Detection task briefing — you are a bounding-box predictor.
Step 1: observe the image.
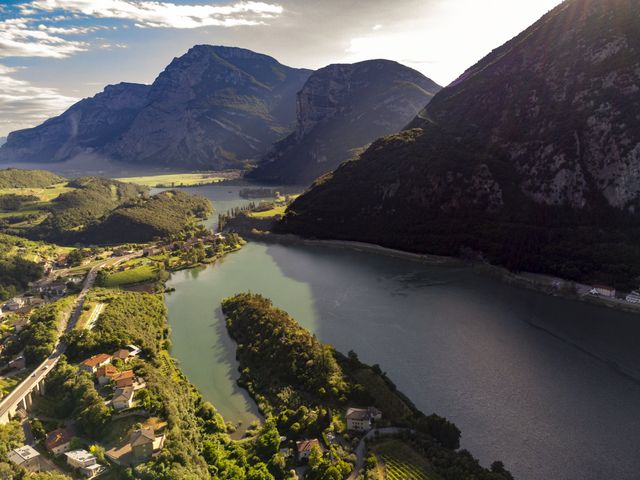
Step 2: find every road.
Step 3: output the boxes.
[0,252,140,423]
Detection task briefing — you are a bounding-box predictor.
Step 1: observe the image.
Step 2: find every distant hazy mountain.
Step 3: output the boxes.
[281,0,640,287]
[0,137,6,146]
[0,46,311,169]
[248,60,441,185]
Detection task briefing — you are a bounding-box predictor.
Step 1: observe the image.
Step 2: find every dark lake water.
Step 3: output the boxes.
[164,185,640,480]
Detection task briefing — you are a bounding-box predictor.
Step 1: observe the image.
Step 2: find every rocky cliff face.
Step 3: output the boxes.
[281,0,640,287]
[0,46,311,169]
[249,60,440,185]
[0,83,149,164]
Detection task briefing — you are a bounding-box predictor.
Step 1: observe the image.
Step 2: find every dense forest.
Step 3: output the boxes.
[36,176,147,240]
[279,130,640,290]
[84,190,213,243]
[0,255,43,301]
[0,194,38,211]
[222,293,514,480]
[64,290,168,360]
[0,298,69,366]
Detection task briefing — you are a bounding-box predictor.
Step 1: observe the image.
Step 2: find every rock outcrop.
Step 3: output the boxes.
[0,46,311,169]
[249,60,440,185]
[280,0,640,287]
[0,83,149,164]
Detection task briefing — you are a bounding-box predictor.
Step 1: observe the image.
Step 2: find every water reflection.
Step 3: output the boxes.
[163,185,640,480]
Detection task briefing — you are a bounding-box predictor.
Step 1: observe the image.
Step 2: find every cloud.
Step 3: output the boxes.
[27,0,284,28]
[0,17,88,58]
[0,64,78,136]
[0,1,282,59]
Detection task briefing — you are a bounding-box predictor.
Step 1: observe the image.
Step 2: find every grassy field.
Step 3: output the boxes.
[0,182,73,202]
[101,263,160,287]
[0,182,72,230]
[0,233,71,262]
[371,439,431,480]
[248,204,287,218]
[116,173,228,188]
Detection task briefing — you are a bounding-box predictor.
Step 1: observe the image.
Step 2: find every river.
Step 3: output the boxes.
[164,184,640,480]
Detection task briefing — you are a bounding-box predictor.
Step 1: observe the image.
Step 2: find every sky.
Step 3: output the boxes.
[0,0,565,137]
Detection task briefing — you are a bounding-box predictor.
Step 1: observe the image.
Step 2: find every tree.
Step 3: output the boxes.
[0,421,24,458]
[416,414,461,449]
[268,452,287,478]
[30,418,46,441]
[70,437,84,450]
[320,466,342,480]
[308,444,324,470]
[67,249,85,267]
[255,418,281,460]
[89,444,105,462]
[491,461,514,480]
[247,463,275,480]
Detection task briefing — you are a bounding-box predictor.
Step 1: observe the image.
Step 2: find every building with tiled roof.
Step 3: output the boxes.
[45,427,74,455]
[113,387,134,410]
[96,364,119,385]
[80,353,112,373]
[112,349,130,363]
[296,439,320,460]
[131,428,155,461]
[113,370,135,388]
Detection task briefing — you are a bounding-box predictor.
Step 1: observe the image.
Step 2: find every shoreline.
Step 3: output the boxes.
[242,230,640,315]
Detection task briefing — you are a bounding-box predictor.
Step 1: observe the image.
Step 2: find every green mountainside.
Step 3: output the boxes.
[0,170,212,245]
[280,0,640,288]
[85,190,212,243]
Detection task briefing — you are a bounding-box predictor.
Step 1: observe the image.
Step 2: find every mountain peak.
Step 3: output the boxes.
[280,0,640,286]
[0,46,312,168]
[249,59,441,185]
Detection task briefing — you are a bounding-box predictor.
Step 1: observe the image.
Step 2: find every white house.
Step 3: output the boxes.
[346,407,382,432]
[126,344,142,357]
[8,445,41,472]
[65,449,104,478]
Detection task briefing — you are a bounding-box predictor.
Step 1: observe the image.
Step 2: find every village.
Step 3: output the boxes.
[0,230,240,381]
[7,354,387,480]
[0,228,247,478]
[6,345,167,478]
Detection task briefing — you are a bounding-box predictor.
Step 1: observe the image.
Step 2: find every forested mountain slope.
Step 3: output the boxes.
[280,0,640,287]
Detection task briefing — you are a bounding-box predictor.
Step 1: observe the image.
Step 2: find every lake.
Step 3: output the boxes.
[165,184,640,480]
